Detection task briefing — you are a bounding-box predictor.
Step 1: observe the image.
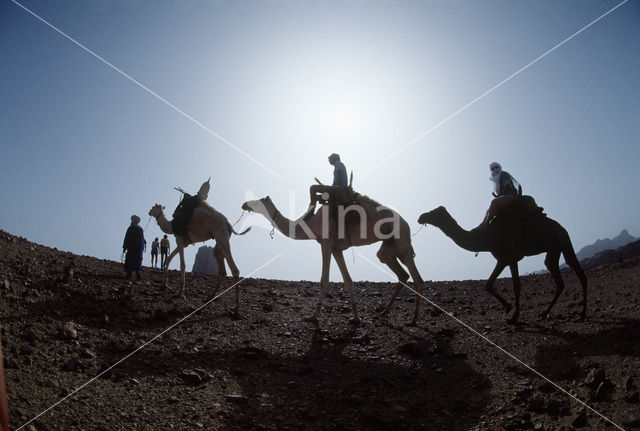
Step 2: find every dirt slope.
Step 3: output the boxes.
[1,229,639,430]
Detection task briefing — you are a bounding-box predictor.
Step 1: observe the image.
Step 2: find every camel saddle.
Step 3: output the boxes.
[171,193,199,237]
[318,186,362,224]
[498,195,545,223]
[495,195,545,258]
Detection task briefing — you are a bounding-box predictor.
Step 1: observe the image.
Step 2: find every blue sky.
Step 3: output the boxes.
[1,0,639,283]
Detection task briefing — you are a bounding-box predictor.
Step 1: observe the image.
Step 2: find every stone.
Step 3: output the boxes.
[584,368,605,388]
[226,393,248,404]
[62,322,78,339]
[622,415,640,427]
[179,369,202,386]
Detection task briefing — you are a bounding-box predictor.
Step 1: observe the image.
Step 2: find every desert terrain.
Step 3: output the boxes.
[1,229,639,430]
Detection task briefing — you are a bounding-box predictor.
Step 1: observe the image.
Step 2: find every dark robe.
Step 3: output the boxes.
[123,224,145,272]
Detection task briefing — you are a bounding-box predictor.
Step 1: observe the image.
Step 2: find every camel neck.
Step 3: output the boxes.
[435,211,491,253]
[263,202,314,240]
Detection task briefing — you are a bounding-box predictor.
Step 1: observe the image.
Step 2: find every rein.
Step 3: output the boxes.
[268,208,281,239]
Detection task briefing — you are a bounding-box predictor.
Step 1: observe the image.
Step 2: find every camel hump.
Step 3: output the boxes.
[501,195,545,220]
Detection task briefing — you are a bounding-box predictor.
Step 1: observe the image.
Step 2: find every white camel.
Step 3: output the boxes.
[149,183,249,313]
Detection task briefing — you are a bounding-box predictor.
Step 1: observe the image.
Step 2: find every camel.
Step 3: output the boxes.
[417,205,587,324]
[148,202,250,313]
[241,195,426,325]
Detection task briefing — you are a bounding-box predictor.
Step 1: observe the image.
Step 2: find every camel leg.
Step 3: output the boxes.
[485,261,511,314]
[210,243,227,299]
[563,248,588,320]
[213,236,241,316]
[398,255,425,326]
[163,247,181,288]
[377,246,409,319]
[507,263,521,325]
[179,249,187,299]
[332,250,360,325]
[539,250,565,319]
[305,243,332,324]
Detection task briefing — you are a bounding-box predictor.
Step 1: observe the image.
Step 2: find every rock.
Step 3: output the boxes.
[593,379,614,400]
[179,369,202,386]
[527,396,545,412]
[622,415,640,427]
[226,393,248,404]
[168,395,180,404]
[62,358,82,372]
[81,348,96,359]
[1,279,9,290]
[20,344,36,355]
[584,368,606,388]
[625,391,640,403]
[62,322,78,339]
[571,411,587,427]
[625,376,636,391]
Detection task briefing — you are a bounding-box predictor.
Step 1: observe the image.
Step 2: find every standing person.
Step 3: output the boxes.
[150,237,159,268]
[304,153,348,221]
[160,234,170,269]
[123,215,146,280]
[479,162,521,229]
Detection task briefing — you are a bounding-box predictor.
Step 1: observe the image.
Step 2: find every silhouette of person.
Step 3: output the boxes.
[479,162,521,229]
[160,234,170,269]
[150,237,159,268]
[123,215,146,279]
[304,153,348,221]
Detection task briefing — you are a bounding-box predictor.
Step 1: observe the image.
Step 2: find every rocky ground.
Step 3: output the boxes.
[1,229,639,431]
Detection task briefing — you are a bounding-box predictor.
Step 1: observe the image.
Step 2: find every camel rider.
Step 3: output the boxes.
[479,162,521,229]
[304,153,348,221]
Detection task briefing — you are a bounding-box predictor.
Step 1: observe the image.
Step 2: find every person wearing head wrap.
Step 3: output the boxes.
[304,153,348,221]
[123,214,146,279]
[479,162,521,229]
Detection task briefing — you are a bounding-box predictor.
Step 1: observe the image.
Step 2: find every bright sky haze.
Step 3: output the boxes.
[1,0,639,284]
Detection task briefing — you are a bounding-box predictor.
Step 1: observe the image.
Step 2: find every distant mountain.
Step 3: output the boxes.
[577,239,640,270]
[575,229,638,262]
[529,229,639,275]
[192,245,218,274]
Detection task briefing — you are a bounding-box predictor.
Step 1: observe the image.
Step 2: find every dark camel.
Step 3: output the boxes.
[417,206,587,324]
[242,195,426,325]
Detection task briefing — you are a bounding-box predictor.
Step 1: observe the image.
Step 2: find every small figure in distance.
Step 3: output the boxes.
[151,237,159,268]
[304,153,348,221]
[160,234,170,269]
[123,215,146,280]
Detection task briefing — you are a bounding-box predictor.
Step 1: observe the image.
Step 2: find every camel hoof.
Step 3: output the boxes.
[230,309,241,320]
[506,317,519,325]
[504,304,513,314]
[349,317,361,326]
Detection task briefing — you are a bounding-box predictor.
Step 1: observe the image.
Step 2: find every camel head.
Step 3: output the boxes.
[241,196,272,214]
[149,204,165,218]
[417,206,448,226]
